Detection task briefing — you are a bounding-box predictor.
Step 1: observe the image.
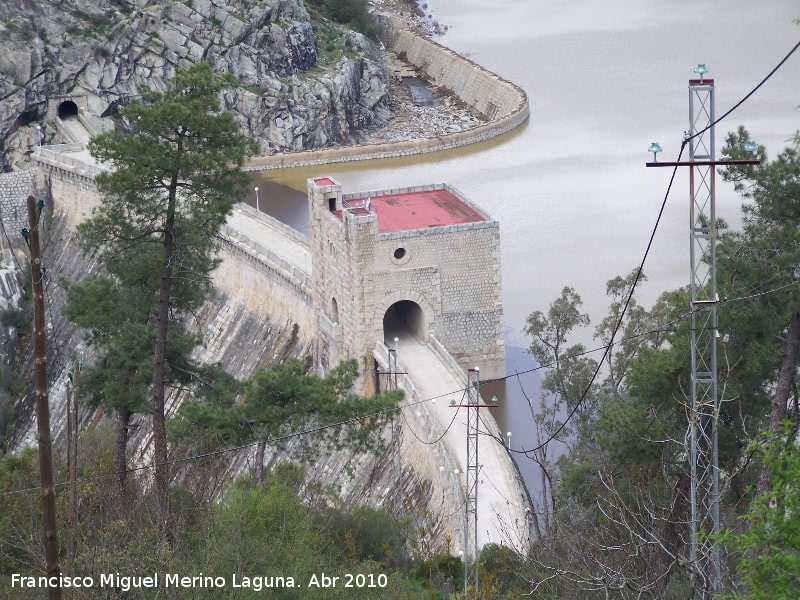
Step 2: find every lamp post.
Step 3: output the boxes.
[237,208,242,235]
[506,431,512,450]
[254,186,259,212]
[36,124,42,147]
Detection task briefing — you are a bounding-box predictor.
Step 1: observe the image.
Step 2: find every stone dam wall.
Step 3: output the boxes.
[0,155,475,550]
[245,17,529,171]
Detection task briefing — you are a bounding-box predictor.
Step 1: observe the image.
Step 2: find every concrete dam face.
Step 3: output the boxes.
[2,16,534,547]
[2,152,532,553]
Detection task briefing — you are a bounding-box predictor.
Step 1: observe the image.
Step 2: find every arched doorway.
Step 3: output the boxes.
[57,101,78,119]
[383,300,424,344]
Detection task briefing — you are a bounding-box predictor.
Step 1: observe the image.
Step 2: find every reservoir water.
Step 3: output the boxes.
[249,1,800,496]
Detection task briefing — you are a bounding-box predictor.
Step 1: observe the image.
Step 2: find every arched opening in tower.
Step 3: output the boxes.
[383,300,424,344]
[57,101,79,119]
[330,297,339,324]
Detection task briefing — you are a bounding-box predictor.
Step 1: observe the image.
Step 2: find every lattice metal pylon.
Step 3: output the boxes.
[464,368,480,595]
[688,74,721,596]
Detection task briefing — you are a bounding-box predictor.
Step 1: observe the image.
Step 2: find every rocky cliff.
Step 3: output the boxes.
[0,0,390,170]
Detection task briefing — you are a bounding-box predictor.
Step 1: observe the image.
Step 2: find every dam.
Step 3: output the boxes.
[0,142,532,555]
[0,10,535,558]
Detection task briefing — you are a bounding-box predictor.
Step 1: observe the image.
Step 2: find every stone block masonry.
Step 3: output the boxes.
[308,176,505,394]
[8,148,528,554]
[0,170,48,253]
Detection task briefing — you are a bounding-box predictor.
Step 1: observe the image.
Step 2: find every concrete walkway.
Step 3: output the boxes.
[44,143,312,277]
[59,116,92,145]
[394,331,530,550]
[225,208,312,275]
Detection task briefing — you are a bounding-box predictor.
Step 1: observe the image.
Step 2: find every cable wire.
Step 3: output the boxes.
[9,270,794,500]
[506,143,686,457]
[495,37,800,457]
[3,269,797,499]
[6,40,799,496]
[400,387,465,445]
[687,38,800,143]
[0,379,468,497]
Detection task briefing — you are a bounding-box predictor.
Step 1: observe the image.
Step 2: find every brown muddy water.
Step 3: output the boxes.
[245,0,800,498]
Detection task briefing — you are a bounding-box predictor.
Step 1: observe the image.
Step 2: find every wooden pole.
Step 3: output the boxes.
[26,195,62,600]
[66,358,80,575]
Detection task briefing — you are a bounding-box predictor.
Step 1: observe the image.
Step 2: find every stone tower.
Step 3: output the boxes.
[307,176,505,394]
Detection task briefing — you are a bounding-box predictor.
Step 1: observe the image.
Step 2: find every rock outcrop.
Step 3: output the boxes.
[0,0,390,170]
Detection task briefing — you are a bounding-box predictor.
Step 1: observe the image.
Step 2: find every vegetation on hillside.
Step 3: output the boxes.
[511,128,800,598]
[73,62,257,540]
[306,0,383,40]
[0,433,530,599]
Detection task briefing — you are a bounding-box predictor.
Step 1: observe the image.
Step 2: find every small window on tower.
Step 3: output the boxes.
[328,197,336,211]
[391,247,410,265]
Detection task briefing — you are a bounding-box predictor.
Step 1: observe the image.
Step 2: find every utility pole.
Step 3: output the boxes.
[646,66,758,596]
[686,69,722,595]
[465,367,479,596]
[66,358,80,575]
[23,195,62,600]
[450,367,498,598]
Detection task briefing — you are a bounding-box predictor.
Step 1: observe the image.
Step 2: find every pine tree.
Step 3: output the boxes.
[78,62,257,539]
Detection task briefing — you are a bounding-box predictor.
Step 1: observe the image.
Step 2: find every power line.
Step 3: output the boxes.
[5,36,798,496]
[7,271,793,500]
[504,136,681,456]
[5,268,794,500]
[0,382,462,497]
[495,39,800,458]
[687,38,800,144]
[400,387,465,445]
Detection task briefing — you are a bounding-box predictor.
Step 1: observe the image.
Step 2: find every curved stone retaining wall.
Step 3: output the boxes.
[245,17,528,171]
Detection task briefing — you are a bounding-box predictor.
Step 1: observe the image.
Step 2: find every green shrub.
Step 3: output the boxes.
[322,505,408,568]
[308,0,383,40]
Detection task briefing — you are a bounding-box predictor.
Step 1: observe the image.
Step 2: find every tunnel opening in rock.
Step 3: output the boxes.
[57,101,78,119]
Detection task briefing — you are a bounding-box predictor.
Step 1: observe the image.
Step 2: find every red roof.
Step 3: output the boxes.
[366,189,485,232]
[314,177,337,187]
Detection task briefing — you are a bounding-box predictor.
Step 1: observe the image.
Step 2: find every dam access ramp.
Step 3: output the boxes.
[375,332,532,552]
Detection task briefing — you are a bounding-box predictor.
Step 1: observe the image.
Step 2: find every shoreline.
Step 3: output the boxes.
[245,14,529,171]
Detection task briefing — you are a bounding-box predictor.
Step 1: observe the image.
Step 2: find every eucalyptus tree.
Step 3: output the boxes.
[717,127,800,494]
[77,62,257,538]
